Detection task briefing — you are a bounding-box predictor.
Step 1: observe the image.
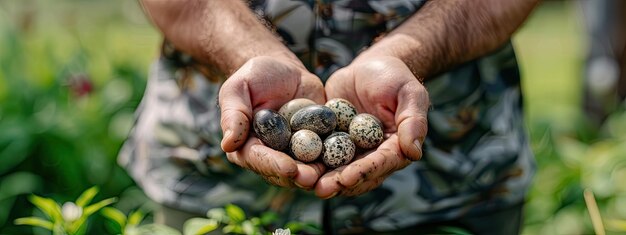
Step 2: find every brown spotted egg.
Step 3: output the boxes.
[290,105,337,136]
[279,98,316,122]
[322,132,355,168]
[290,130,323,162]
[325,98,357,132]
[253,109,291,151]
[349,113,384,149]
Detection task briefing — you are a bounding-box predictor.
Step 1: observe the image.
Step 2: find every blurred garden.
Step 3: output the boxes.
[1,0,625,234]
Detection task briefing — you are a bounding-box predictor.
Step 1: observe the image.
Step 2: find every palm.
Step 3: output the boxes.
[219,56,326,189]
[317,56,430,197]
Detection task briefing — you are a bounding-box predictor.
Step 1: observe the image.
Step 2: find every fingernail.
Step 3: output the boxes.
[413,139,423,158]
[294,181,307,189]
[321,191,338,200]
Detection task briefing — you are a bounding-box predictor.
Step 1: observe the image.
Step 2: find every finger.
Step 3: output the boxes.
[396,81,429,161]
[295,73,326,104]
[314,168,344,199]
[340,177,385,197]
[219,76,253,152]
[325,69,362,109]
[338,135,411,188]
[226,137,298,179]
[293,161,326,190]
[262,175,295,188]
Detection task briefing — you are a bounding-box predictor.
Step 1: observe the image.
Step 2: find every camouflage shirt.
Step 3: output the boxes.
[119,0,535,232]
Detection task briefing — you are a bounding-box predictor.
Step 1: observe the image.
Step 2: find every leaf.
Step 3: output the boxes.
[0,198,16,226]
[127,210,145,227]
[0,171,42,201]
[100,207,127,228]
[249,217,260,226]
[29,195,62,222]
[130,224,182,235]
[241,220,256,235]
[284,222,301,233]
[75,186,99,208]
[14,217,54,230]
[206,208,226,222]
[0,129,32,175]
[83,197,117,217]
[222,224,243,234]
[183,218,219,235]
[439,226,473,235]
[225,204,246,223]
[259,212,278,226]
[285,222,322,234]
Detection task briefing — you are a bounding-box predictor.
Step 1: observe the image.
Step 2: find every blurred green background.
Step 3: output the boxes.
[1,0,625,234]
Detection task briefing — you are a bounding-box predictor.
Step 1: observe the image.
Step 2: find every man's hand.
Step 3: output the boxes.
[218,56,326,189]
[316,56,429,198]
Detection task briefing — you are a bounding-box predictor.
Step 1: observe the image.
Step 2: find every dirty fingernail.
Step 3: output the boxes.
[321,191,338,200]
[294,181,308,189]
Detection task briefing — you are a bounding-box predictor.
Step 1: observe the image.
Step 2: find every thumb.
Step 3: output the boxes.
[396,81,429,161]
[219,77,252,152]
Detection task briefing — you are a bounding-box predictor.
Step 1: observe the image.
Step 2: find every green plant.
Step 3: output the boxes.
[14,186,116,235]
[100,207,180,235]
[180,204,320,235]
[15,185,319,235]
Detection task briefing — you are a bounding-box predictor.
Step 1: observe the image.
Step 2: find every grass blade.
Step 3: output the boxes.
[584,188,605,235]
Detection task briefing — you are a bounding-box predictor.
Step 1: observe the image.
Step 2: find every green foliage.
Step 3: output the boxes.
[1,0,626,234]
[18,189,307,235]
[101,207,182,235]
[15,186,117,235]
[194,204,318,235]
[0,0,156,233]
[514,2,626,234]
[183,218,219,235]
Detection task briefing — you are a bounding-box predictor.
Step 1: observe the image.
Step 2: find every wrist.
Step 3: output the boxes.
[359,35,426,79]
[356,35,427,81]
[211,41,304,76]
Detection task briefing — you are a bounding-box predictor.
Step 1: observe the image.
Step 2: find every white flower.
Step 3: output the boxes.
[273,228,291,235]
[61,202,83,222]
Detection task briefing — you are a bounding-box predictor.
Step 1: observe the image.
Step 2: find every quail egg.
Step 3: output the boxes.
[279,98,316,122]
[290,129,323,162]
[322,132,355,168]
[290,105,337,136]
[253,109,291,151]
[349,113,384,149]
[325,98,357,132]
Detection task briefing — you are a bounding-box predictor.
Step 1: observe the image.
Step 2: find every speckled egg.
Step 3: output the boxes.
[322,132,355,168]
[326,131,350,139]
[290,105,337,136]
[325,98,357,132]
[253,109,291,151]
[290,130,323,162]
[349,113,384,149]
[279,98,316,122]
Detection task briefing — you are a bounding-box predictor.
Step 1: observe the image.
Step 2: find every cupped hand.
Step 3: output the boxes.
[218,56,326,189]
[316,56,430,198]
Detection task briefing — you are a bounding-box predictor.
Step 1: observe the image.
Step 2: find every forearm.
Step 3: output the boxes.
[360,0,539,80]
[141,0,300,75]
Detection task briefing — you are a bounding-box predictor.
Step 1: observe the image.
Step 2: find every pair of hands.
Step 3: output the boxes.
[218,55,429,199]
